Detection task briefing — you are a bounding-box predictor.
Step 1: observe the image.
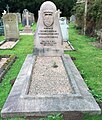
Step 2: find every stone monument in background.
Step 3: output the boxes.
[22,9,34,26]
[3,13,19,40]
[0,13,19,49]
[21,9,33,34]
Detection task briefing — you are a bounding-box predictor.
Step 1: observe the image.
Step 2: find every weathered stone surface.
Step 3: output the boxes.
[1,54,101,118]
[3,13,19,40]
[34,1,63,56]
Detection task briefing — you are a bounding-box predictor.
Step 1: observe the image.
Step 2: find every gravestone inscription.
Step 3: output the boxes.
[34,1,63,56]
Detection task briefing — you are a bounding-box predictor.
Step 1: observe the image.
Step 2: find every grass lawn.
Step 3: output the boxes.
[67,24,102,102]
[0,36,4,42]
[0,23,102,120]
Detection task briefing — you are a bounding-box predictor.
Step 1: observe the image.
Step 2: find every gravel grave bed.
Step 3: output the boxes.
[0,41,16,49]
[29,57,72,95]
[0,58,9,68]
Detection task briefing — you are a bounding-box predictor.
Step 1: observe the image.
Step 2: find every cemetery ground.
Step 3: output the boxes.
[0,23,102,120]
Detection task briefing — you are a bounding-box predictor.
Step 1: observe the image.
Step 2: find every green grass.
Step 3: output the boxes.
[67,24,102,102]
[0,36,4,42]
[18,23,24,31]
[0,35,33,120]
[0,23,102,120]
[31,23,37,32]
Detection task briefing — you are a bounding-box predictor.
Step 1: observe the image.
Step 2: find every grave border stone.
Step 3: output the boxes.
[1,54,101,118]
[0,55,17,82]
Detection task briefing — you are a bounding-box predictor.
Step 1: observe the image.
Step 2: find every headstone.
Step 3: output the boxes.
[22,11,33,34]
[59,17,69,42]
[3,13,19,40]
[22,9,29,26]
[0,19,4,35]
[34,1,63,56]
[22,9,34,26]
[16,13,21,23]
[70,15,76,23]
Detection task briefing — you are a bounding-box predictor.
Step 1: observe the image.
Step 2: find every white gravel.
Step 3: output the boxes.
[29,57,72,95]
[0,58,9,68]
[0,41,15,49]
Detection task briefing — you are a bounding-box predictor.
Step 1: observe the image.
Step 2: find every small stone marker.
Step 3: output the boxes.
[34,1,63,56]
[70,15,76,23]
[3,13,19,40]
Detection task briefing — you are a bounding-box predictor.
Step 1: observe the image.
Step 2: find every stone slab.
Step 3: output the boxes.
[0,55,16,82]
[1,54,101,118]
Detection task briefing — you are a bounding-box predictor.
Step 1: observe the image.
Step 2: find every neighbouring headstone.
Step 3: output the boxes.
[22,11,33,34]
[22,9,29,26]
[22,9,34,26]
[3,13,19,40]
[59,17,69,41]
[34,1,63,56]
[16,13,21,23]
[70,15,76,23]
[0,19,4,35]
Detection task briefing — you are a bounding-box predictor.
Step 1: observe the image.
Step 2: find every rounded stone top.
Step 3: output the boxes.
[40,1,57,12]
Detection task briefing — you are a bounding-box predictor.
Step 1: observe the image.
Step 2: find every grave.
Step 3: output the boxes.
[0,13,19,49]
[0,55,16,82]
[59,17,75,51]
[0,19,4,35]
[1,1,101,120]
[20,9,33,35]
